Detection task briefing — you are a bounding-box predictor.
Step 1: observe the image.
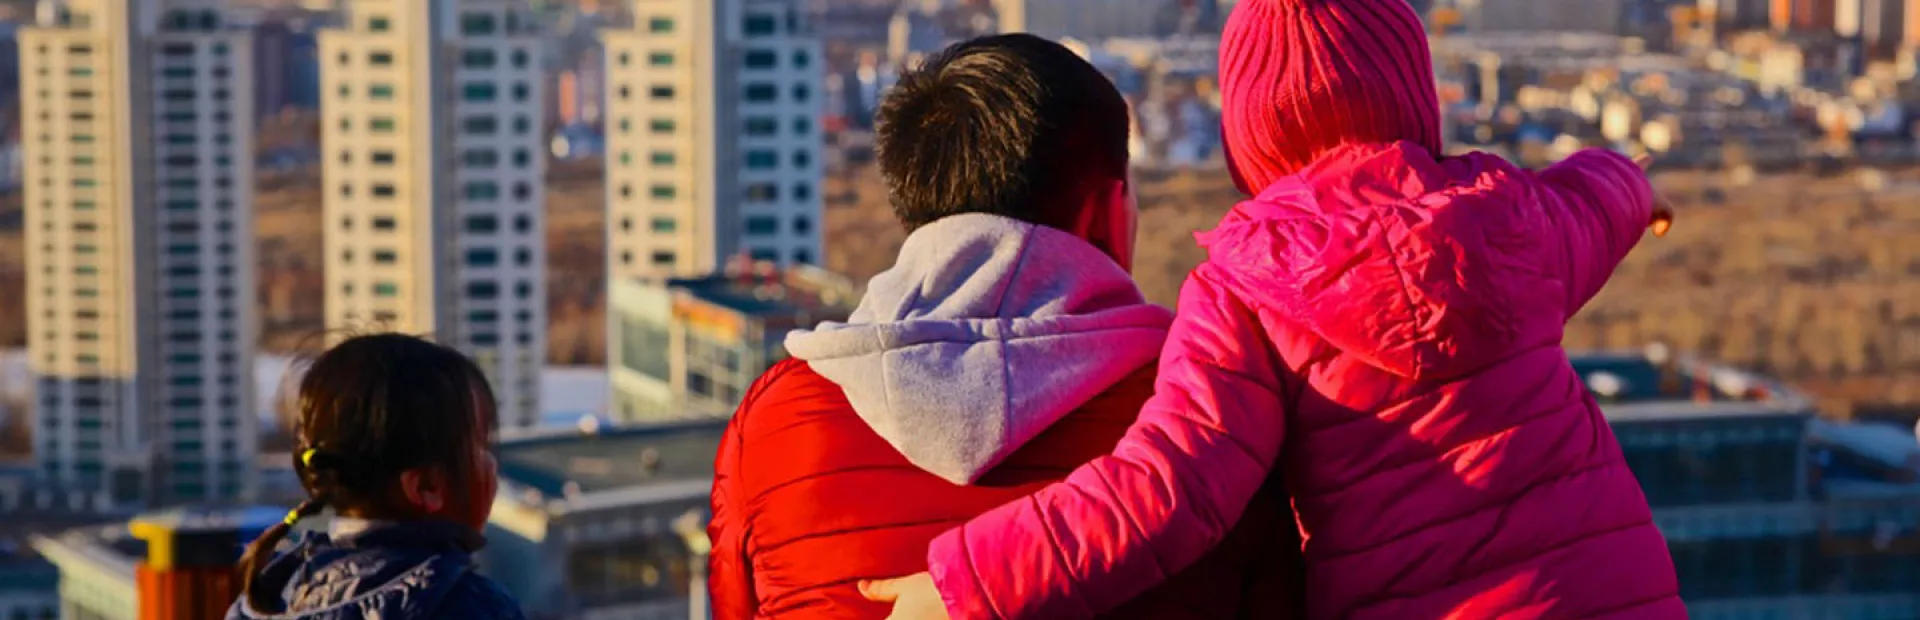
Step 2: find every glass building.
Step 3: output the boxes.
[1579,350,1920,619]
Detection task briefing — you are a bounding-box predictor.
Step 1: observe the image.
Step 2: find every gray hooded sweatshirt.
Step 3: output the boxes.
[785,213,1173,485]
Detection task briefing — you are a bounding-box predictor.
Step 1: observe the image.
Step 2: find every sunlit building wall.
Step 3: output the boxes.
[23,0,259,507]
[321,0,548,427]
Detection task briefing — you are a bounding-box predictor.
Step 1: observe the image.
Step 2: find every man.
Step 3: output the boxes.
[706,34,1301,619]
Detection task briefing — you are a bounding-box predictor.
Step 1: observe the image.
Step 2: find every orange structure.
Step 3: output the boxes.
[130,511,251,620]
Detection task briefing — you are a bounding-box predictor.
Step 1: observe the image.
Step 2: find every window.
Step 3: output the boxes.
[515,281,533,299]
[513,116,532,134]
[745,117,777,136]
[512,50,530,67]
[793,83,811,101]
[514,215,533,233]
[463,83,497,102]
[466,182,500,200]
[744,14,778,35]
[369,51,394,66]
[514,149,534,167]
[745,216,778,236]
[464,116,498,134]
[512,83,530,101]
[793,150,813,168]
[745,83,777,102]
[463,49,496,67]
[794,50,811,68]
[650,151,676,167]
[794,216,814,235]
[513,183,532,200]
[649,17,674,33]
[471,310,500,323]
[464,150,499,168]
[749,248,779,262]
[466,215,499,233]
[468,282,500,299]
[794,116,813,135]
[372,184,397,199]
[369,84,395,100]
[651,217,678,233]
[462,13,497,35]
[374,282,399,298]
[746,183,778,202]
[794,183,814,201]
[371,216,397,231]
[372,249,398,264]
[795,249,815,265]
[649,119,676,134]
[371,117,397,133]
[372,151,396,166]
[369,16,391,32]
[744,50,777,69]
[649,85,675,101]
[746,150,778,169]
[651,185,677,200]
[649,51,674,67]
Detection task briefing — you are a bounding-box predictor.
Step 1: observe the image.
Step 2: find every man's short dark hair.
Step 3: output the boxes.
[876,33,1131,232]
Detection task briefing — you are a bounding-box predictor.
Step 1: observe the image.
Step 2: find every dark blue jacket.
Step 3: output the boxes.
[226,520,526,620]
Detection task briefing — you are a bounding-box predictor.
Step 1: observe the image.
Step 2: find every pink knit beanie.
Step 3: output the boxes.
[1220,0,1444,193]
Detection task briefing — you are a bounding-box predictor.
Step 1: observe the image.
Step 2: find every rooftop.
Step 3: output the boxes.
[494,420,725,500]
[1572,348,1814,422]
[667,261,858,319]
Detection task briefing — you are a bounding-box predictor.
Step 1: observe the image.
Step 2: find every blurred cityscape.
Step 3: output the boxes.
[0,0,1915,618]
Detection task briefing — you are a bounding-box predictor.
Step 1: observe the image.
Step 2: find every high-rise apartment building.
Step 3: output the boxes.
[22,0,258,507]
[321,0,548,428]
[602,0,824,284]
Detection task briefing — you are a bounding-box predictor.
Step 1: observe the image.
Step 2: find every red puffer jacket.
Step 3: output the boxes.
[708,360,1300,620]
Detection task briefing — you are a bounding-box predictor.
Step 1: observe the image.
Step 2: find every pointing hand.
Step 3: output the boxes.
[1633,154,1675,238]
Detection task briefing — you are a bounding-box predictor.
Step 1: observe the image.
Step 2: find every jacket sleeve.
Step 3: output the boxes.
[709,363,794,620]
[1530,147,1657,316]
[924,269,1290,619]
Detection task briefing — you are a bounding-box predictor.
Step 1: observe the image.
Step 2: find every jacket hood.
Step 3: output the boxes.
[1197,141,1566,382]
[228,520,487,620]
[785,213,1172,485]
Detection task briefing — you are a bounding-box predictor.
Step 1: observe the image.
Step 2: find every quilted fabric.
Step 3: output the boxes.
[924,142,1685,620]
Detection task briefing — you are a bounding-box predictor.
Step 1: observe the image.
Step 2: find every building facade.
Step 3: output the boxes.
[22,0,259,507]
[1577,351,1920,618]
[321,0,547,427]
[601,0,824,284]
[607,261,853,424]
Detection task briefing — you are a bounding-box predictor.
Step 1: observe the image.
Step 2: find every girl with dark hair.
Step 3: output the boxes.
[226,333,525,620]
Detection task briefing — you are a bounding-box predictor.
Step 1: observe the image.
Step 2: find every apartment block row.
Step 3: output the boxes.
[20,0,823,509]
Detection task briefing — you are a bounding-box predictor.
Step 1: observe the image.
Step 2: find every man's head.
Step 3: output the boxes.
[877,34,1137,268]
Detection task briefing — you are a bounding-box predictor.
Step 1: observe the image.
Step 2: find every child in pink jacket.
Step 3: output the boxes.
[860,1,1685,618]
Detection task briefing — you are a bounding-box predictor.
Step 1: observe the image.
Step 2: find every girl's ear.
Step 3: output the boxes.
[398,467,450,515]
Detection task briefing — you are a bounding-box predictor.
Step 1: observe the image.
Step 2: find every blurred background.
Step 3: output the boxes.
[2,0,1920,619]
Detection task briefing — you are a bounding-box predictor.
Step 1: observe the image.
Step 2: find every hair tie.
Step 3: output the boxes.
[300,448,318,468]
[282,509,303,526]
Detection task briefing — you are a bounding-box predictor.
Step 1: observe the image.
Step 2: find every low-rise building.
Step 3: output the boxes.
[29,506,282,620]
[487,421,726,620]
[607,261,856,424]
[1577,347,1920,618]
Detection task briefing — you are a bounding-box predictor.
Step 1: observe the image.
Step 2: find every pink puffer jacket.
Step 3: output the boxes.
[926,142,1685,620]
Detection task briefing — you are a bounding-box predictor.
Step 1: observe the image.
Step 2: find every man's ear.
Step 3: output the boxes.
[398,467,449,514]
